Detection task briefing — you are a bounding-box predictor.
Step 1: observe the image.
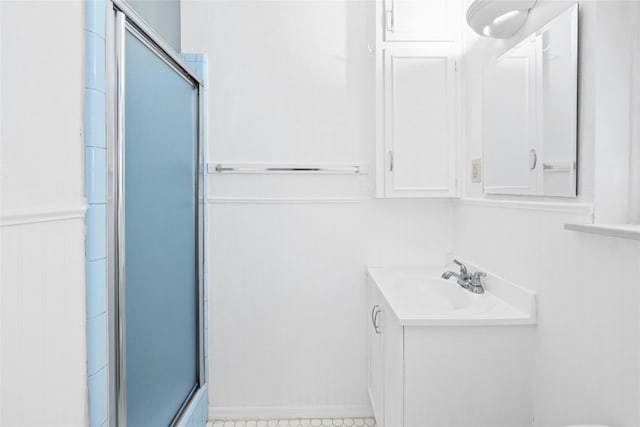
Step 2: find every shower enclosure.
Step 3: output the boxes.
[107,2,205,426]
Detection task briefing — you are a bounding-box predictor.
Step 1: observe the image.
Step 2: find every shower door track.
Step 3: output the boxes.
[106,1,206,426]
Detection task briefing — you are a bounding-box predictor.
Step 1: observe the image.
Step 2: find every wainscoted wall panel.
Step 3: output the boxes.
[1,220,87,426]
[207,174,372,202]
[207,200,451,417]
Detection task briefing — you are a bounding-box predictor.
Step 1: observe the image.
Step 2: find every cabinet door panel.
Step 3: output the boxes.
[382,301,403,427]
[384,47,456,197]
[367,280,384,425]
[403,327,534,427]
[384,0,459,42]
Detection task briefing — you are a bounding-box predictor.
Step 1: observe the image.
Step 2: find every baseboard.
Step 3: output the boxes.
[209,405,373,420]
[367,389,378,421]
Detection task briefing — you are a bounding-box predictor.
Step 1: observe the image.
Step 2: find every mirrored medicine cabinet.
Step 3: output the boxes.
[483,4,579,197]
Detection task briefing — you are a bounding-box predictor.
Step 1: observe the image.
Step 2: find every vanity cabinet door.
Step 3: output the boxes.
[383,0,461,42]
[383,46,458,198]
[367,281,384,425]
[382,300,404,427]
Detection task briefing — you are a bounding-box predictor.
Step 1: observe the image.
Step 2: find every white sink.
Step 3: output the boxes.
[367,265,536,326]
[397,277,474,312]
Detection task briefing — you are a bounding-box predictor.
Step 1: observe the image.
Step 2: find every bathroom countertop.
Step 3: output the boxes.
[367,266,537,326]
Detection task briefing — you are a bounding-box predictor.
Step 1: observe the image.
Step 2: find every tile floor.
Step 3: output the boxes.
[208,419,376,427]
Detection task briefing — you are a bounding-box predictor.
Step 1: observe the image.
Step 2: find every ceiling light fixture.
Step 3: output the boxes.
[467,0,537,39]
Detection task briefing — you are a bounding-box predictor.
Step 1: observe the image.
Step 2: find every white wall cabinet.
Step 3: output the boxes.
[383,0,460,42]
[383,46,458,197]
[375,0,461,198]
[367,278,534,427]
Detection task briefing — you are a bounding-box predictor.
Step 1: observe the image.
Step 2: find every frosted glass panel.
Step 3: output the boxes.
[124,30,198,427]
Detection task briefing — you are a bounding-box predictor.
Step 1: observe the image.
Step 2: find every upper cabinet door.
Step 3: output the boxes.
[384,46,457,198]
[384,0,460,42]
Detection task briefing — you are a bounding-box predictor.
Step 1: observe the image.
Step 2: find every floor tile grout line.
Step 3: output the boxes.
[207,418,376,427]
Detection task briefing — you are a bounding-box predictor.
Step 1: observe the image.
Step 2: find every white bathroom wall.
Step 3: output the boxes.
[458,1,640,425]
[592,0,636,223]
[453,204,640,427]
[0,1,88,426]
[181,0,452,418]
[181,0,374,167]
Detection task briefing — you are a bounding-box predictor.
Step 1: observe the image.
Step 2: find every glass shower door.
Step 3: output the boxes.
[122,26,200,427]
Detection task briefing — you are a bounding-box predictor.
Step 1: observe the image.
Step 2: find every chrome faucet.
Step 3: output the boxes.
[441,259,486,294]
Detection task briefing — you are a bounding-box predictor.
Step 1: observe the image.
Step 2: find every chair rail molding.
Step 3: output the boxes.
[457,198,594,216]
[0,204,87,227]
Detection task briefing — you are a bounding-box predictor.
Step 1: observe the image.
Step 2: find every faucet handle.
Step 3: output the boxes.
[471,271,486,286]
[453,259,468,274]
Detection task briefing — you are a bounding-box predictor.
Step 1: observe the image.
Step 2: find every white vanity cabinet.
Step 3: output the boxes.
[366,270,535,427]
[375,0,462,198]
[367,282,404,427]
[367,283,384,423]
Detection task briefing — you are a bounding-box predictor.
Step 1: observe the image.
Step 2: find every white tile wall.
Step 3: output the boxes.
[209,419,375,427]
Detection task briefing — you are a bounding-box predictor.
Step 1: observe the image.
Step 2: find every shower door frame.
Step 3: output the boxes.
[106,1,206,426]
